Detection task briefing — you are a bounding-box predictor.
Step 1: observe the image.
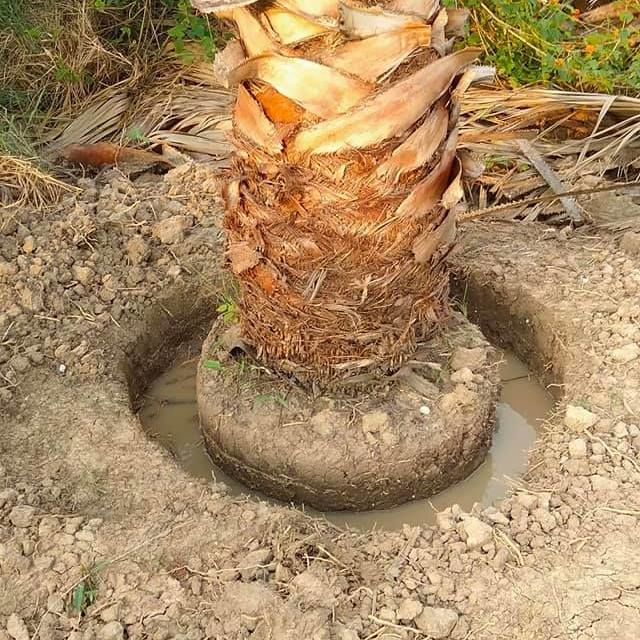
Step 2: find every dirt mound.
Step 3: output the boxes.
[198,315,500,510]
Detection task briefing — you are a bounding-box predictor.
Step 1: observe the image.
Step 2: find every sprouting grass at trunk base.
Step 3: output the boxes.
[444,0,640,95]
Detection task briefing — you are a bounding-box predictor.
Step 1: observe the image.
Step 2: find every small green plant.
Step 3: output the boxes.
[167,0,220,62]
[126,126,150,145]
[255,393,288,408]
[70,568,99,615]
[202,359,222,371]
[217,297,239,325]
[444,0,640,94]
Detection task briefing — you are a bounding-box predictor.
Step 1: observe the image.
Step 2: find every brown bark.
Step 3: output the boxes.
[195,1,478,385]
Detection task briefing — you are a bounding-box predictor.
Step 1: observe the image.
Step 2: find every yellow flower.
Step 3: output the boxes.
[584,44,596,55]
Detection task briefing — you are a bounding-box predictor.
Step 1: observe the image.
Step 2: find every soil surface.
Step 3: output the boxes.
[2,170,640,639]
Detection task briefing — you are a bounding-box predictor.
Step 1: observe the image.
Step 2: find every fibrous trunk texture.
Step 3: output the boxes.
[194,0,478,385]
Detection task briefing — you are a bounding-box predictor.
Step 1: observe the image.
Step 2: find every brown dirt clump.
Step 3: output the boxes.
[1,171,640,639]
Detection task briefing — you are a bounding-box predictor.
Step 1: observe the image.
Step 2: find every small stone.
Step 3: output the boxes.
[22,236,35,254]
[378,607,397,624]
[99,605,120,623]
[7,614,29,640]
[415,607,459,638]
[75,529,95,543]
[362,411,390,433]
[451,347,486,372]
[381,430,399,447]
[532,508,556,533]
[564,405,598,432]
[492,547,510,570]
[398,599,423,622]
[0,260,18,277]
[568,438,587,459]
[309,409,338,437]
[458,516,492,549]
[72,265,94,285]
[190,576,202,596]
[621,231,640,257]
[590,475,618,493]
[419,405,431,416]
[613,422,629,438]
[46,595,64,613]
[436,510,454,532]
[10,355,30,373]
[97,622,124,640]
[152,215,191,244]
[0,488,18,507]
[167,264,181,278]
[611,343,640,364]
[516,493,538,511]
[126,236,150,265]
[239,548,273,580]
[482,507,510,526]
[9,505,36,528]
[450,367,474,385]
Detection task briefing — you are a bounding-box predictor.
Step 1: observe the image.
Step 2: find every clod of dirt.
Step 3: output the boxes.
[415,606,459,637]
[564,404,598,432]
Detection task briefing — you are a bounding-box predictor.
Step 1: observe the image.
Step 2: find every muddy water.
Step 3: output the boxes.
[139,352,554,531]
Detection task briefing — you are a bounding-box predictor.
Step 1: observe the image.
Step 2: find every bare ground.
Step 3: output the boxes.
[1,169,640,639]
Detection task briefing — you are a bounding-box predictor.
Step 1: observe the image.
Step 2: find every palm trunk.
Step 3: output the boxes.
[193,0,477,385]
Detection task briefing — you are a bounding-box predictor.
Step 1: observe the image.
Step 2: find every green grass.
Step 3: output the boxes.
[445,0,640,94]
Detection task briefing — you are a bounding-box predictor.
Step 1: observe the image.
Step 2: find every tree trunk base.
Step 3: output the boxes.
[198,314,500,511]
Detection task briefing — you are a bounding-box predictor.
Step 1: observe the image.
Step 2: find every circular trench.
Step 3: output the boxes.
[124,272,558,528]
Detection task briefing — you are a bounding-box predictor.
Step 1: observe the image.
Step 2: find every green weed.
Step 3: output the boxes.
[444,0,640,94]
[217,297,239,325]
[254,393,288,408]
[70,565,101,615]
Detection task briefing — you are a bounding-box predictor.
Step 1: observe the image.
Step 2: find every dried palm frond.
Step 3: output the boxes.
[0,155,76,209]
[458,86,640,225]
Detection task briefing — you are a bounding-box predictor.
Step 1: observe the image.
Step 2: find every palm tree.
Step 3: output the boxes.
[192,0,478,386]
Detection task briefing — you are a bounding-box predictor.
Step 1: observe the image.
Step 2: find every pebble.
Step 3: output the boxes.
[621,231,640,257]
[564,405,598,432]
[46,595,64,613]
[415,607,459,638]
[458,517,492,550]
[0,488,18,507]
[22,236,35,254]
[361,411,390,433]
[613,422,629,438]
[590,475,618,493]
[482,507,510,526]
[516,493,538,511]
[398,599,423,621]
[532,508,556,533]
[450,367,474,385]
[239,548,273,580]
[7,615,29,640]
[9,505,36,528]
[568,438,587,459]
[611,343,640,364]
[97,622,124,640]
[378,607,397,623]
[72,265,94,285]
[152,215,191,244]
[450,347,486,372]
[9,355,29,373]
